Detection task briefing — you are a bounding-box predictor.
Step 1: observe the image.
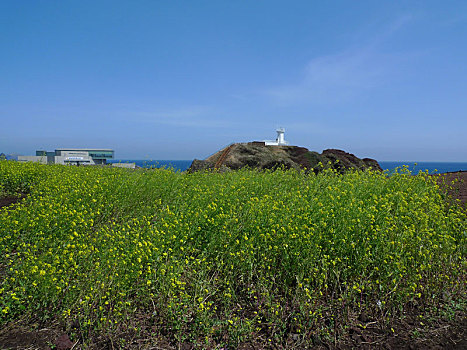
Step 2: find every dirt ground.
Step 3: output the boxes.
[0,172,466,349]
[433,171,467,208]
[0,310,465,349]
[0,194,27,210]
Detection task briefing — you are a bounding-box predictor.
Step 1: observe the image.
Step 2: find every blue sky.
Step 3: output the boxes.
[1,1,466,161]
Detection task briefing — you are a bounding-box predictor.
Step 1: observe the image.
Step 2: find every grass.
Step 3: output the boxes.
[0,160,465,348]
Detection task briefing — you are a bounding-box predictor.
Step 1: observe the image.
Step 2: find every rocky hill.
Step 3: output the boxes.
[189,142,382,173]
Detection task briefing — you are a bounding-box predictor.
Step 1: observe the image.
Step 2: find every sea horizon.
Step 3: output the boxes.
[109,159,467,174]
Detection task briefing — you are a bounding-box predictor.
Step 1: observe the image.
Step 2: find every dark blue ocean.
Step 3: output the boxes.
[109,160,193,171]
[378,162,467,174]
[110,160,467,174]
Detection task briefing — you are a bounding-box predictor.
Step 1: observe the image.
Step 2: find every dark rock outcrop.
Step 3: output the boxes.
[188,143,382,173]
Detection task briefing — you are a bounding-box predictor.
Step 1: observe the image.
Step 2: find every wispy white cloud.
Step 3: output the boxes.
[262,15,416,105]
[264,50,392,104]
[380,14,414,39]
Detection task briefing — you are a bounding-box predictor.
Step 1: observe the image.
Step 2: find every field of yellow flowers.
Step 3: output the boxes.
[0,160,465,348]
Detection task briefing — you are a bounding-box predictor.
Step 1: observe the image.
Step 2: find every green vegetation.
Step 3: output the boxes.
[0,160,465,347]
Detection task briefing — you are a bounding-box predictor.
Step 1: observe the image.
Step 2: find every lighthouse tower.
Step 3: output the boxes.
[265,128,289,146]
[276,128,287,145]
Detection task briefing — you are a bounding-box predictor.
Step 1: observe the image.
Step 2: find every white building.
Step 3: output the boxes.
[18,148,114,165]
[264,128,289,146]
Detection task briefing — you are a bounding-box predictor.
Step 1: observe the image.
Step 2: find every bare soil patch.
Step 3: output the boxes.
[1,310,465,349]
[0,325,64,350]
[0,194,27,210]
[433,171,467,208]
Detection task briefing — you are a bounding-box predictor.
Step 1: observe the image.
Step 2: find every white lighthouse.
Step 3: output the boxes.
[264,128,289,146]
